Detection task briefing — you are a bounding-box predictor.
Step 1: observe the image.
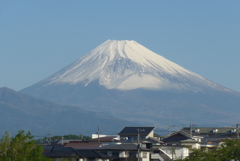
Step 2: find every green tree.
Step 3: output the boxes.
[176,139,240,161]
[0,130,52,161]
[176,148,216,161]
[217,139,240,161]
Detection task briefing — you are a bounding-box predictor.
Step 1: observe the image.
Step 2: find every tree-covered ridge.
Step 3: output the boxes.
[0,130,51,161]
[176,139,240,161]
[36,134,91,144]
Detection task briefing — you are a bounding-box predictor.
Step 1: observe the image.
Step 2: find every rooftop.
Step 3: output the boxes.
[118,127,155,136]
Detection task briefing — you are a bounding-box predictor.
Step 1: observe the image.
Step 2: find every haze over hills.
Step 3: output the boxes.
[0,87,138,136]
[21,40,240,127]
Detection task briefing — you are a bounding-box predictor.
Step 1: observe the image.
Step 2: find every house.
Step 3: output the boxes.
[97,143,151,161]
[180,127,238,150]
[47,139,103,149]
[44,146,111,161]
[161,126,240,154]
[152,145,189,161]
[181,127,238,138]
[88,136,121,145]
[92,134,120,140]
[162,130,201,149]
[118,127,178,161]
[118,127,155,141]
[64,141,102,149]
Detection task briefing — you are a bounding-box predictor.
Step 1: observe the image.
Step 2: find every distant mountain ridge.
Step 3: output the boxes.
[27,40,229,92]
[0,87,138,136]
[20,40,240,127]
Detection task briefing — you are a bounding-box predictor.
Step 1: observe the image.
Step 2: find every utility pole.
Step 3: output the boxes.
[137,128,145,161]
[168,120,176,135]
[237,124,240,161]
[137,129,140,161]
[168,119,171,134]
[190,122,192,138]
[98,126,100,143]
[46,133,52,145]
[236,123,240,139]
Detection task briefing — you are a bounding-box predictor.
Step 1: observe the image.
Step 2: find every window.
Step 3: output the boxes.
[213,129,218,133]
[87,159,95,161]
[194,129,200,133]
[142,152,147,158]
[112,152,119,158]
[129,152,137,158]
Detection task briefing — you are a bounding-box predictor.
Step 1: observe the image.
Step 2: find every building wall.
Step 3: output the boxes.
[159,146,189,160]
[192,143,201,149]
[95,158,109,161]
[140,151,150,161]
[119,151,128,158]
[92,134,120,140]
[104,150,150,161]
[146,131,154,138]
[181,143,201,149]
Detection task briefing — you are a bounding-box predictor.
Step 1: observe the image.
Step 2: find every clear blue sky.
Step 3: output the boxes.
[1,1,240,92]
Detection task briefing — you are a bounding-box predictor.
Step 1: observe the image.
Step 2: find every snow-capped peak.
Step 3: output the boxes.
[44,40,227,91]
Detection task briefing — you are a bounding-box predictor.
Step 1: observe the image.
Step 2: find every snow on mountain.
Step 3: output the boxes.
[42,40,228,92]
[20,40,240,127]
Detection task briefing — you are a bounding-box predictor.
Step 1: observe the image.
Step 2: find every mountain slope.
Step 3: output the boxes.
[0,87,138,136]
[28,40,228,92]
[20,40,240,127]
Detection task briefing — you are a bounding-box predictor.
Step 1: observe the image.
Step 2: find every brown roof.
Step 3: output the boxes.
[64,142,102,149]
[88,137,120,142]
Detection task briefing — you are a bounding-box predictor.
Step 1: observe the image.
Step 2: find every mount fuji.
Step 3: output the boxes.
[21,40,240,127]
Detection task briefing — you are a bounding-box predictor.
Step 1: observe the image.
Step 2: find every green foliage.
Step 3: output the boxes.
[36,134,91,144]
[176,139,240,161]
[217,139,240,160]
[0,130,52,161]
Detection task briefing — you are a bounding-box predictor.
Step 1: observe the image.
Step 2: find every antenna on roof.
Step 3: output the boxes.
[46,133,52,144]
[168,120,171,134]
[190,122,192,138]
[98,126,100,143]
[236,123,240,139]
[168,119,176,134]
[137,128,145,161]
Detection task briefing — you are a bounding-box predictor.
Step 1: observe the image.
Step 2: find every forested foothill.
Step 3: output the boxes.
[35,134,91,144]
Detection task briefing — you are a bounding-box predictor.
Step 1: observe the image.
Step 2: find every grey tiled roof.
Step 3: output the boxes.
[44,147,110,158]
[161,129,191,143]
[118,127,155,136]
[64,142,102,149]
[181,127,236,135]
[44,147,79,158]
[97,143,150,151]
[77,149,110,158]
